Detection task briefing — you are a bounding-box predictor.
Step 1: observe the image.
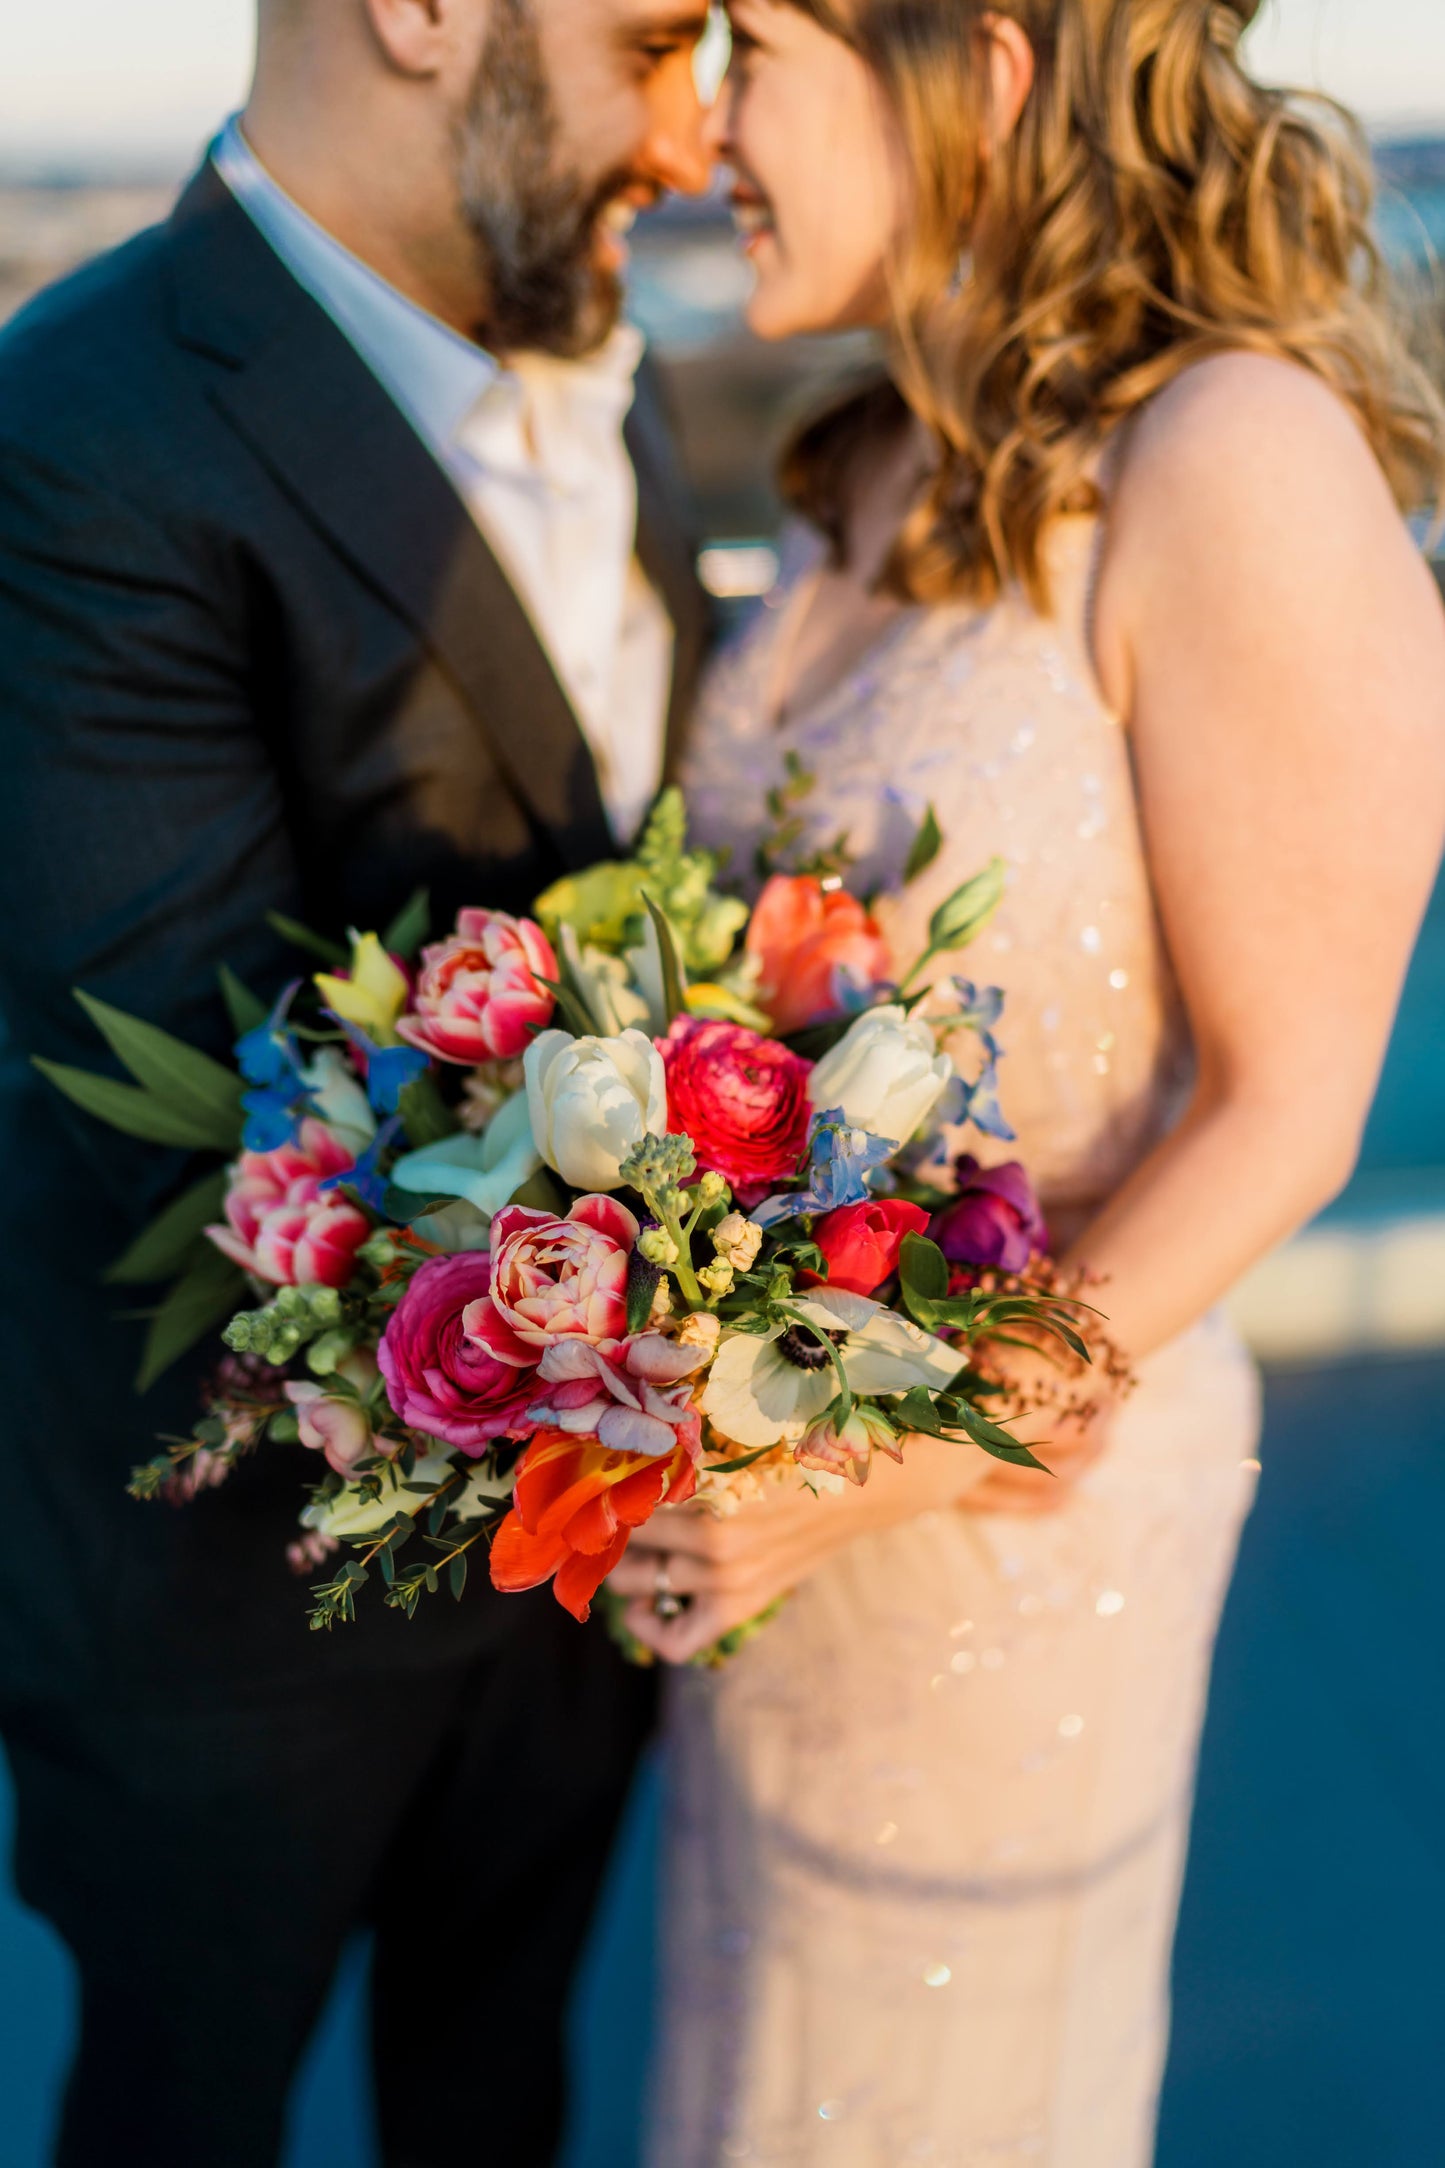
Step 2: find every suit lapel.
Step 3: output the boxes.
[626,374,713,783]
[166,163,615,871]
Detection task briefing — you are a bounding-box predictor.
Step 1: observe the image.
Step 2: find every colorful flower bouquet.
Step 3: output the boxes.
[39,791,1100,1652]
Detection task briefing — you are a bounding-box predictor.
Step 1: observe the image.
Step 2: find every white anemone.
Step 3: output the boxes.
[701,1289,962,1450]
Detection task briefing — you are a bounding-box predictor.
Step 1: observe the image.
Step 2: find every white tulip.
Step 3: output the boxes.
[300,1453,454,1541]
[807,1005,953,1146]
[524,1028,667,1192]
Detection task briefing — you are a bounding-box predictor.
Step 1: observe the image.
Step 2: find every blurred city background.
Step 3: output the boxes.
[2,2,1444,2163]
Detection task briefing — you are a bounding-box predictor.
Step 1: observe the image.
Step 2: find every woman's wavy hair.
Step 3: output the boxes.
[778,0,1445,609]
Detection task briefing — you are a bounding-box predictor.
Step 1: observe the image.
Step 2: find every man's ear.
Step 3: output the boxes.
[362,0,457,77]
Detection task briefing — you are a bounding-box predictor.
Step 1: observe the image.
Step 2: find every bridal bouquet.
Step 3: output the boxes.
[40,791,1096,1646]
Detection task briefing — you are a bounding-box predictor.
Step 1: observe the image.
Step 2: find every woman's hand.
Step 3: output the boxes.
[609,1371,1115,1664]
[610,1430,973,1664]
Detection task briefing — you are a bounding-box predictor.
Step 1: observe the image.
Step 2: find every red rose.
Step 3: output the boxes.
[805,1198,932,1296]
[658,1018,813,1206]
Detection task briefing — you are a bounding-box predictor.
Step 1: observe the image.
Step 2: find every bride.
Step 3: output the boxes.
[608,0,1445,2161]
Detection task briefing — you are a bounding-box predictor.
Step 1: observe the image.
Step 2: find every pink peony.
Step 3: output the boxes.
[746,874,893,1036]
[462,1196,638,1367]
[207,1120,370,1288]
[525,1333,710,1459]
[396,908,557,1065]
[930,1154,1047,1274]
[377,1251,537,1456]
[284,1380,387,1478]
[657,1017,813,1206]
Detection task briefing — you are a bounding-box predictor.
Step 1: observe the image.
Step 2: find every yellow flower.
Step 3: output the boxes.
[315,932,410,1046]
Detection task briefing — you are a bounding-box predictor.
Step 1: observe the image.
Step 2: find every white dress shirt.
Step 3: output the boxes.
[213,118,672,843]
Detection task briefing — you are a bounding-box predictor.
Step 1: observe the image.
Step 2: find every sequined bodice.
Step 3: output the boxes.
[682,519,1193,1211]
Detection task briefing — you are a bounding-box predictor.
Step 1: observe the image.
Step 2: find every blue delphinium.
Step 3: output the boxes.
[753,1108,898,1228]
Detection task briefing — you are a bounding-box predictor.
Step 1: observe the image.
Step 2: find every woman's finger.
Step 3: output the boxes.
[605,1546,723,1599]
[624,1593,737,1666]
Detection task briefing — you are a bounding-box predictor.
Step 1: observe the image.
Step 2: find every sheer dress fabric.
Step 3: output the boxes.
[646,514,1261,2168]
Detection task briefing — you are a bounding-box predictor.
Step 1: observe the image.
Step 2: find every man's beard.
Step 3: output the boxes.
[457,0,629,358]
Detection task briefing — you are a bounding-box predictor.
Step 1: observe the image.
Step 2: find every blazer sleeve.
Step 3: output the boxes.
[0,442,304,1222]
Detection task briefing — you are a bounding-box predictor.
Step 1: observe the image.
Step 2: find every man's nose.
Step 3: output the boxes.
[641,73,715,198]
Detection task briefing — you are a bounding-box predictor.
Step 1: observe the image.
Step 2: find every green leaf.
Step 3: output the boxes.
[396,1071,458,1148]
[640,890,687,1028]
[903,803,943,884]
[72,991,244,1144]
[217,966,268,1037]
[626,1258,662,1336]
[33,1059,234,1151]
[383,887,431,961]
[105,1169,229,1286]
[133,1247,248,1393]
[265,911,348,967]
[927,857,1007,957]
[448,1553,469,1602]
[899,1232,950,1308]
[534,974,602,1041]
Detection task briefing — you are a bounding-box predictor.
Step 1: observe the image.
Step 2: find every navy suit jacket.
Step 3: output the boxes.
[0,162,709,1707]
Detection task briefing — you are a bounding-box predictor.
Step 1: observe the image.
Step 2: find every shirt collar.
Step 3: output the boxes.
[213,115,501,455]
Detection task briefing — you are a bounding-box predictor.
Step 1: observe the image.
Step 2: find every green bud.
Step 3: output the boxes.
[638,1227,680,1269]
[307,1328,358,1377]
[696,1170,730,1210]
[927,857,1007,956]
[306,1286,343,1326]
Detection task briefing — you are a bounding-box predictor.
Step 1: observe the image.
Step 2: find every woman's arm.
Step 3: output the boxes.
[617,353,1445,1655]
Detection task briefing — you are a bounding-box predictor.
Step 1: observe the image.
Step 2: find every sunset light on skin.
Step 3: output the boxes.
[2,0,1444,168]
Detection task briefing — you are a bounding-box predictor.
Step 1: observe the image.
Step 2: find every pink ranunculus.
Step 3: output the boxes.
[284,1380,386,1478]
[377,1251,537,1456]
[462,1196,639,1368]
[657,1017,813,1207]
[930,1154,1047,1275]
[207,1119,370,1288]
[396,908,558,1065]
[746,874,894,1036]
[525,1333,711,1459]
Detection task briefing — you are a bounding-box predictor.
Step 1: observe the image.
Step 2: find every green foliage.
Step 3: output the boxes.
[903,804,943,884]
[927,857,1007,955]
[396,1071,457,1148]
[265,911,348,967]
[217,966,268,1037]
[104,1170,229,1286]
[382,887,431,962]
[132,1246,248,1393]
[640,889,688,1027]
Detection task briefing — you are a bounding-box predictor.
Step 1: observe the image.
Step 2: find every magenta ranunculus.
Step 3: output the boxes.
[396,908,558,1065]
[462,1196,639,1367]
[930,1154,1047,1274]
[657,1017,813,1206]
[207,1119,370,1288]
[377,1251,537,1456]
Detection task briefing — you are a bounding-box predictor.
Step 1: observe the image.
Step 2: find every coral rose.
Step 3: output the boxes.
[378,1251,537,1455]
[806,1197,931,1296]
[462,1195,639,1367]
[930,1154,1047,1273]
[657,1017,812,1207]
[489,1430,698,1621]
[747,874,892,1036]
[207,1119,370,1288]
[396,908,557,1065]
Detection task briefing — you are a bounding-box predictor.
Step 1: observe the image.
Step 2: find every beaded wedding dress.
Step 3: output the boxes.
[645,509,1262,2167]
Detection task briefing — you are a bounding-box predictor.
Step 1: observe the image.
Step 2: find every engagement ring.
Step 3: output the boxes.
[652,1556,688,1623]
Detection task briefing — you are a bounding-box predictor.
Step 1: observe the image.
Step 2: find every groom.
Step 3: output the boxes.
[0,1,711,2161]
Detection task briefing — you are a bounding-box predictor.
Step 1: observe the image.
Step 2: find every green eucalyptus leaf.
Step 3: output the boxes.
[105,1169,229,1286]
[449,1553,469,1602]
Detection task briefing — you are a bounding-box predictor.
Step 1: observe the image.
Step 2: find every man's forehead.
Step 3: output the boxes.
[605,0,713,35]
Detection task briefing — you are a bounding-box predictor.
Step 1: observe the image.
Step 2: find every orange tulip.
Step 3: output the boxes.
[489,1429,698,1621]
[746,875,892,1037]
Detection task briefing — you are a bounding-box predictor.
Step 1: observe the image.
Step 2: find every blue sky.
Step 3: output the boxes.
[1,0,1443,167]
